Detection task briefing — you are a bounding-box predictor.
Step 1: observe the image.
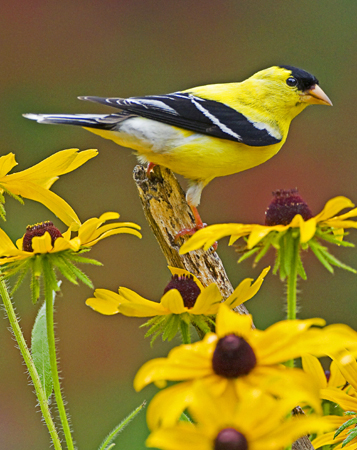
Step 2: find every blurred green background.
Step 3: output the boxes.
[0,1,356,449]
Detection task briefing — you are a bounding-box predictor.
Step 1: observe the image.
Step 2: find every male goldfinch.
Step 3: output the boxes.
[24,65,332,232]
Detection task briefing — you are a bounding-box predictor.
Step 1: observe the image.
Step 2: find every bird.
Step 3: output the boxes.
[24,65,332,236]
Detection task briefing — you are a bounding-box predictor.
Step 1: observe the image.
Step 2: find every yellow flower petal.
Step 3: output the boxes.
[298,217,317,243]
[83,227,142,247]
[329,360,348,389]
[31,232,54,253]
[115,287,169,316]
[247,224,284,248]
[331,207,357,221]
[334,351,357,392]
[0,153,17,178]
[118,286,152,304]
[324,219,357,230]
[161,289,186,314]
[167,266,204,291]
[53,236,79,252]
[190,283,222,315]
[119,301,168,317]
[258,416,332,450]
[134,337,215,391]
[2,181,81,227]
[179,224,248,253]
[86,222,141,243]
[0,227,19,254]
[252,318,326,364]
[223,267,270,309]
[86,289,121,315]
[78,214,119,243]
[215,304,253,338]
[5,149,98,189]
[320,387,357,411]
[301,354,327,389]
[147,424,210,450]
[86,288,169,317]
[147,381,195,430]
[311,417,347,449]
[243,365,322,413]
[314,196,355,222]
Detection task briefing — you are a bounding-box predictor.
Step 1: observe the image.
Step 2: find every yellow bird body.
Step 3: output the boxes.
[24,65,332,217]
[86,124,282,180]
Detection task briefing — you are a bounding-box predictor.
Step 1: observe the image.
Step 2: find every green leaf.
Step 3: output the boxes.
[343,429,357,447]
[237,247,260,263]
[191,315,212,335]
[57,256,94,288]
[319,248,357,273]
[31,298,54,399]
[162,314,180,341]
[97,401,146,450]
[334,417,357,438]
[296,252,307,280]
[272,249,280,275]
[179,411,193,423]
[317,230,355,247]
[254,239,273,264]
[308,240,334,273]
[67,252,102,266]
[142,316,166,336]
[179,320,191,344]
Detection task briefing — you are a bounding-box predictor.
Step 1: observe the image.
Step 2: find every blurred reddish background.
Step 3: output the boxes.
[0,1,356,449]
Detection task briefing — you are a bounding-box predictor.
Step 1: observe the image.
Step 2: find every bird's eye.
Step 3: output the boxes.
[286,77,298,87]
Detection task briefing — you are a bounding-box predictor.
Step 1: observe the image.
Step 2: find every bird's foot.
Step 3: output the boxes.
[146,162,156,177]
[175,205,218,250]
[174,223,218,250]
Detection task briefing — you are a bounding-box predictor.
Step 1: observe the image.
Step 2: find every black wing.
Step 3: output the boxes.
[79,93,281,147]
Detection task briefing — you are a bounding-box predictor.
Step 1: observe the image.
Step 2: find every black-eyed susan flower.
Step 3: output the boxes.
[86,266,269,344]
[0,148,97,225]
[180,191,357,276]
[134,304,357,429]
[181,190,357,322]
[146,383,331,450]
[0,212,141,303]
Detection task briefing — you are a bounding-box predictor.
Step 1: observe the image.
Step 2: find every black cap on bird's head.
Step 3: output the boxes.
[279,65,332,106]
[279,65,319,90]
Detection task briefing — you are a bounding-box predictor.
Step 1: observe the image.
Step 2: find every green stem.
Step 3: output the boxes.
[285,237,300,369]
[287,237,299,321]
[0,276,63,450]
[43,263,75,450]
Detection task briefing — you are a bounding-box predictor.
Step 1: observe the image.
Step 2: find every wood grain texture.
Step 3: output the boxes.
[133,164,249,315]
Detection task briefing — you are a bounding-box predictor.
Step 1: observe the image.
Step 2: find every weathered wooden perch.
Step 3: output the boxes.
[133,164,249,316]
[133,163,314,450]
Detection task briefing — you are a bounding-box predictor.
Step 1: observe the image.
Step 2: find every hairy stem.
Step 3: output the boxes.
[287,237,299,321]
[0,275,63,450]
[285,237,300,369]
[43,262,75,450]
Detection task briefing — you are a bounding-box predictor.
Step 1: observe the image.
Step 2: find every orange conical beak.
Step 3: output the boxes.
[300,84,333,106]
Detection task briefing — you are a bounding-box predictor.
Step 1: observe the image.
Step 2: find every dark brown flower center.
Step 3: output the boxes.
[22,221,63,252]
[212,334,256,378]
[265,189,313,226]
[163,274,201,309]
[214,428,248,450]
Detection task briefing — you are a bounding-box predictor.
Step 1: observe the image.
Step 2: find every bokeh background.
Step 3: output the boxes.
[0,1,356,449]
